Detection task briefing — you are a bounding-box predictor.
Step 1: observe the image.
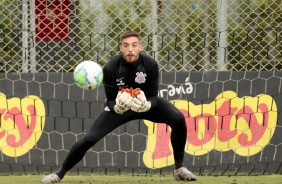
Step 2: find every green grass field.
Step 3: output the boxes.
[0,174,282,184]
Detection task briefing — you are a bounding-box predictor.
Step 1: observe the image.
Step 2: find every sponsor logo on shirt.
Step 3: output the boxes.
[116,77,125,86]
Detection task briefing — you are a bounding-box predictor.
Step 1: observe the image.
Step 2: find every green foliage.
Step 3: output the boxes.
[1,0,281,72]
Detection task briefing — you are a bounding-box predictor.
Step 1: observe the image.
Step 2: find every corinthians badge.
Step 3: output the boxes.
[135,72,147,84]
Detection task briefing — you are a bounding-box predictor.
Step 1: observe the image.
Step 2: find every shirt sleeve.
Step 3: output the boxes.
[145,59,159,108]
[103,65,117,111]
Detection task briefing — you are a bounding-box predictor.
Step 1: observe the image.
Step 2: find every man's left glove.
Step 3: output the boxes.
[131,91,151,113]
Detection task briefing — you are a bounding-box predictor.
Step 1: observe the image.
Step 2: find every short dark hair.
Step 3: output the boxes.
[120,31,140,42]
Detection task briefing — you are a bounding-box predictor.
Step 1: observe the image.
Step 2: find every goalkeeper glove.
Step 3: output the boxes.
[114,91,133,114]
[131,91,151,113]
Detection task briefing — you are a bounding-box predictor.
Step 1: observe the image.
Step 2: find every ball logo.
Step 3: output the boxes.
[143,91,277,169]
[0,93,45,157]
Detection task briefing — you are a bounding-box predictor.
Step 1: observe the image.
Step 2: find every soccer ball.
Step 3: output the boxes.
[73,60,104,90]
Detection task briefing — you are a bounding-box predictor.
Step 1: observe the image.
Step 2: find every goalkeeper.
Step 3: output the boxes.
[41,30,197,183]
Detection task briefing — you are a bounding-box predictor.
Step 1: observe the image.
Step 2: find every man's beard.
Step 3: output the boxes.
[123,54,139,63]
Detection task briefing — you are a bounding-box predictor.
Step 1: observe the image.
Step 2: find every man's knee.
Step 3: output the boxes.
[174,109,185,123]
[168,109,186,128]
[82,133,98,146]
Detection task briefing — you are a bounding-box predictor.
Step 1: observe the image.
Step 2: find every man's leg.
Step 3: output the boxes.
[143,97,196,181]
[41,110,142,183]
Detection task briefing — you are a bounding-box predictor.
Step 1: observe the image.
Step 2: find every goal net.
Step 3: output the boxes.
[0,0,281,176]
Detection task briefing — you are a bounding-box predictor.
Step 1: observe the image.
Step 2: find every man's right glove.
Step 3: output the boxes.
[131,91,151,113]
[114,91,133,114]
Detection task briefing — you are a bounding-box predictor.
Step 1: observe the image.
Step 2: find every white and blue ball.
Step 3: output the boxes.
[73,60,103,90]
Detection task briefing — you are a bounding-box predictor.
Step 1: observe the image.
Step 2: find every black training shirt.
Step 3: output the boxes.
[103,53,159,111]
